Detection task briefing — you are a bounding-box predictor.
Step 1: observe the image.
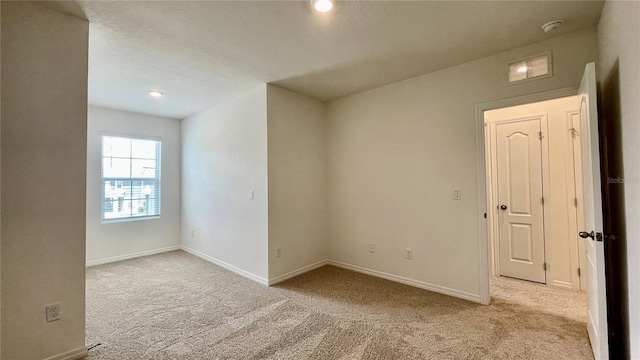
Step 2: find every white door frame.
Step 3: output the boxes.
[564,110,587,291]
[485,113,551,282]
[475,87,577,305]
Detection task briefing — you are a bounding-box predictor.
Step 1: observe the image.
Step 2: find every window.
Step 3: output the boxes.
[101,135,161,221]
[507,52,552,83]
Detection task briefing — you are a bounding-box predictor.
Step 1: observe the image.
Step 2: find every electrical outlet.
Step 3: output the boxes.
[405,248,412,259]
[276,248,282,257]
[369,243,375,253]
[46,303,61,322]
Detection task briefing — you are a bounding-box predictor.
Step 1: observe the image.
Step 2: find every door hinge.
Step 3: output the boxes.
[569,128,578,138]
[578,268,581,277]
[484,212,487,219]
[543,263,547,271]
[574,198,578,207]
[539,131,544,140]
[542,197,545,205]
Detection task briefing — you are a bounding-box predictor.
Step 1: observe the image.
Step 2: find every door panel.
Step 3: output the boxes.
[509,223,533,262]
[496,118,546,283]
[579,63,608,359]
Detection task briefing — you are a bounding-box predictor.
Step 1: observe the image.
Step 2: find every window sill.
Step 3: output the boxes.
[101,215,160,224]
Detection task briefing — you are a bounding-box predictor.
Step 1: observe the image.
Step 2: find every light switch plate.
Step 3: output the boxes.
[453,188,461,200]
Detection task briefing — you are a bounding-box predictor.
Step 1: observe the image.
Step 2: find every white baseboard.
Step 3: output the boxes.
[552,279,575,290]
[42,346,88,360]
[268,260,329,286]
[327,260,481,304]
[180,246,269,286]
[86,246,181,267]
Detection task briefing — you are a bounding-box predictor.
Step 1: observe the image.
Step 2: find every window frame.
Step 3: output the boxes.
[506,51,553,85]
[100,133,162,223]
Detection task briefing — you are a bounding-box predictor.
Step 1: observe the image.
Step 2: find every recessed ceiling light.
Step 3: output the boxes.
[516,66,528,73]
[149,91,164,97]
[313,0,333,12]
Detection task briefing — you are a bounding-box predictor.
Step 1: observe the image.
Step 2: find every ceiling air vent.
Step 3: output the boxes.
[507,52,552,84]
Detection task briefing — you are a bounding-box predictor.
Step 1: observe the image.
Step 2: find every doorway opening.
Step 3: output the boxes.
[481,94,590,336]
[478,94,592,355]
[484,95,585,291]
[476,64,610,359]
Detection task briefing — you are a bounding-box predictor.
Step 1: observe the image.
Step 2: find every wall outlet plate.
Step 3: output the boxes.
[46,303,61,322]
[405,248,412,259]
[369,243,375,253]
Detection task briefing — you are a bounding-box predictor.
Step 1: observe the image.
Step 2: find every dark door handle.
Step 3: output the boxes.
[579,231,595,240]
[500,205,507,210]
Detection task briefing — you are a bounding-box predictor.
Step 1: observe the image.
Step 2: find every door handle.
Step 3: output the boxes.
[499,205,507,210]
[579,231,595,240]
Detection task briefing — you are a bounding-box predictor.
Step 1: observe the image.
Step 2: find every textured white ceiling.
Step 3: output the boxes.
[58,1,604,119]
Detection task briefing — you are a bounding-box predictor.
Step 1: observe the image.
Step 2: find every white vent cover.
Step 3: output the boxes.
[507,52,552,83]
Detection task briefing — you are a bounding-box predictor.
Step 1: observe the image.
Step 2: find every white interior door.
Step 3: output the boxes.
[496,117,546,283]
[579,62,608,359]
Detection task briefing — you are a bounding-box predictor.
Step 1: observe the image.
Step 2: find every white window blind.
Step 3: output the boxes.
[101,135,161,221]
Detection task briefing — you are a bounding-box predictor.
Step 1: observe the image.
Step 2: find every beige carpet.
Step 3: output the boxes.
[86,251,592,359]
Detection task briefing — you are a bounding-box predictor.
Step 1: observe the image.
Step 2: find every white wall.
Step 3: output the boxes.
[325,29,598,301]
[597,1,640,357]
[266,85,327,282]
[0,2,3,354]
[181,85,269,281]
[0,2,3,353]
[485,96,581,289]
[86,106,181,265]
[1,3,88,359]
